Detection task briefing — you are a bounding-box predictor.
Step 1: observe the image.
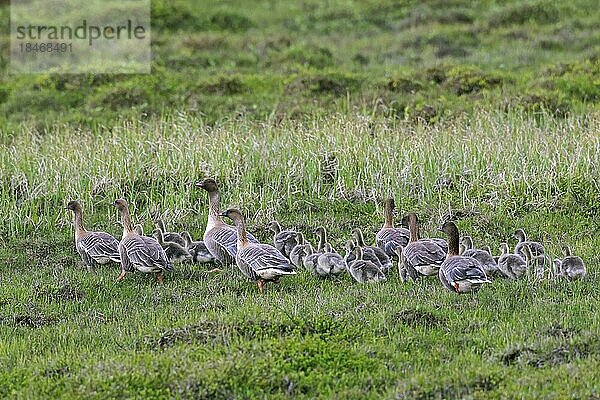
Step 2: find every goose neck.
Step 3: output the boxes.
[207,190,222,220]
[383,200,394,228]
[119,208,135,238]
[72,209,86,235]
[231,213,249,247]
[408,215,419,242]
[353,230,365,247]
[446,226,460,256]
[317,229,327,251]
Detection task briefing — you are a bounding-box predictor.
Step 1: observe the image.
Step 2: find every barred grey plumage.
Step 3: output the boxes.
[497,243,527,279]
[376,198,409,258]
[438,221,490,293]
[220,208,295,291]
[556,244,586,280]
[114,199,172,283]
[347,246,386,283]
[195,178,258,265]
[66,200,120,267]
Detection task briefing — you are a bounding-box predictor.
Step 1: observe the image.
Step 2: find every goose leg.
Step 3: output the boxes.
[116,270,126,281]
[257,279,264,292]
[156,272,164,284]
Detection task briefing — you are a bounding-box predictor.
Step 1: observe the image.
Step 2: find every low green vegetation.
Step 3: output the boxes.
[0,0,599,398]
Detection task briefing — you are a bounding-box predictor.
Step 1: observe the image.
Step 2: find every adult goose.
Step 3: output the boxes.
[376,198,409,257]
[66,200,120,268]
[114,199,172,283]
[352,228,392,273]
[521,244,552,280]
[399,213,446,279]
[289,232,308,268]
[195,178,258,265]
[461,236,501,278]
[497,243,527,280]
[556,244,586,281]
[220,208,295,291]
[153,217,186,247]
[181,231,215,264]
[514,229,545,259]
[152,228,192,263]
[347,246,386,283]
[438,221,490,293]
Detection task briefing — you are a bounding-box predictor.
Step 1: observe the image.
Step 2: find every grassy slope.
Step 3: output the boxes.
[0,0,599,128]
[0,0,599,398]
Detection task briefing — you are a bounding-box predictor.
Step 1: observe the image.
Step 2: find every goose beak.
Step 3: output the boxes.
[437,226,444,232]
[194,181,204,189]
[218,211,227,217]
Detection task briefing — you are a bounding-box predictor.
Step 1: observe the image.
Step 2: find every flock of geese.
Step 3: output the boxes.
[66,178,588,293]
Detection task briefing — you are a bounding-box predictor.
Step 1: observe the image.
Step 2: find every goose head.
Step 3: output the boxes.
[400,212,418,228]
[351,228,365,245]
[66,200,82,213]
[195,178,218,193]
[500,243,510,255]
[219,208,243,221]
[113,199,129,212]
[514,229,526,242]
[343,240,355,253]
[561,244,572,257]
[181,231,193,246]
[269,221,282,234]
[313,226,326,235]
[152,228,164,244]
[461,235,473,250]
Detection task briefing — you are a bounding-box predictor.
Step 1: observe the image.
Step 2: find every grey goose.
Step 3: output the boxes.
[114,199,172,283]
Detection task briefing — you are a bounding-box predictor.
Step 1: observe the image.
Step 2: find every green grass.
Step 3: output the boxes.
[1,0,600,397]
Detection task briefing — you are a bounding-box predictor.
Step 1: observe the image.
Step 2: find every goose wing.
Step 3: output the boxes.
[79,232,120,263]
[463,249,498,274]
[404,240,446,267]
[376,228,409,254]
[239,244,295,279]
[442,256,488,282]
[208,225,239,258]
[121,236,172,271]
